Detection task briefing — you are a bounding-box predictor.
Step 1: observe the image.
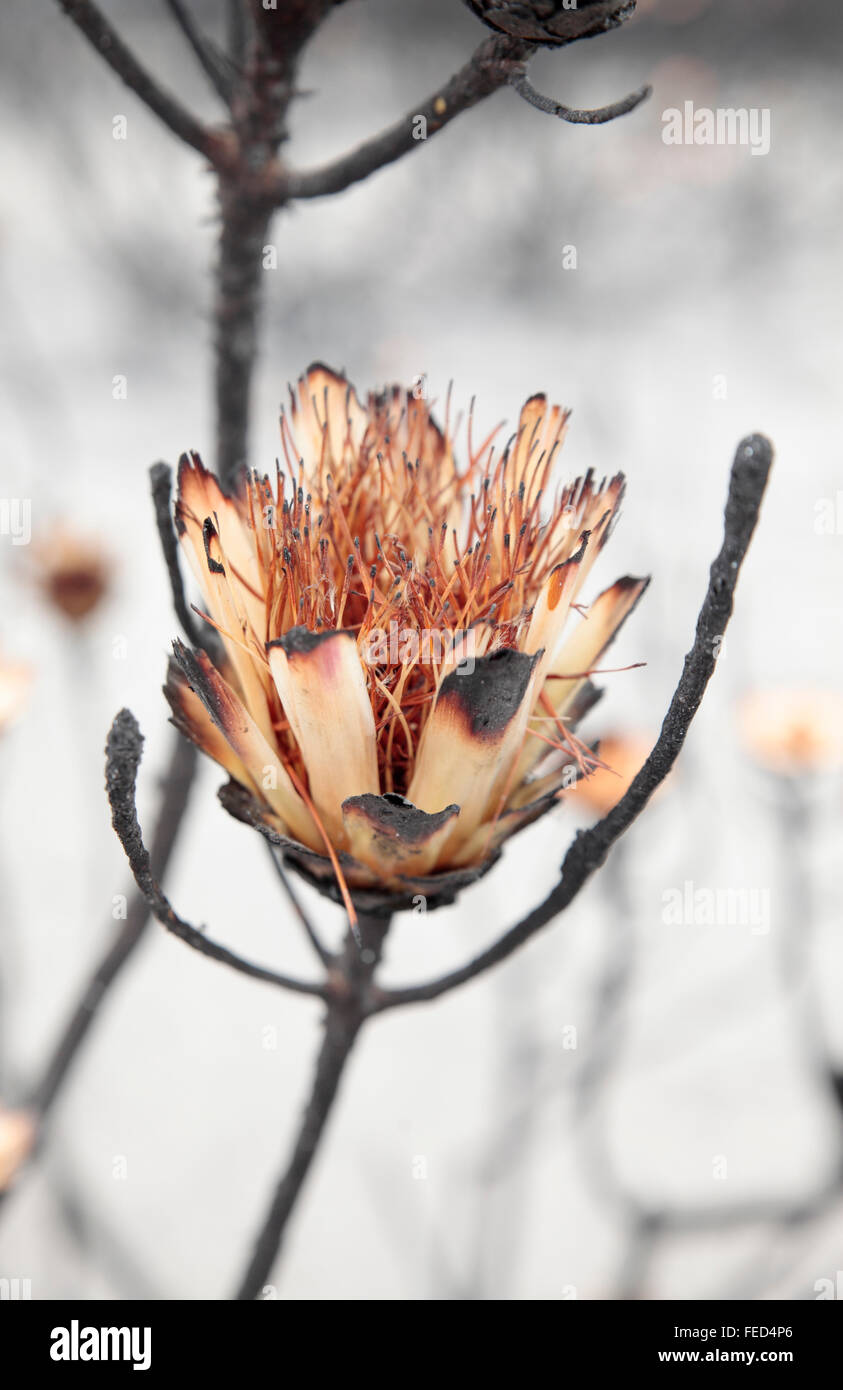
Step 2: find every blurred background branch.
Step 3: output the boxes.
[104,708,331,1000]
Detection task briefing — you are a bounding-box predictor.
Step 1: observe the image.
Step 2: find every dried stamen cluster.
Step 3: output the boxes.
[166,365,648,908]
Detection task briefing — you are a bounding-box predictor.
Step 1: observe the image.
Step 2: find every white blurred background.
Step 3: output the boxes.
[0,0,841,1299]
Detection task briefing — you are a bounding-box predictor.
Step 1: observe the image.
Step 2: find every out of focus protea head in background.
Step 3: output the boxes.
[166,366,648,912]
[0,650,31,734]
[739,689,843,777]
[32,525,112,622]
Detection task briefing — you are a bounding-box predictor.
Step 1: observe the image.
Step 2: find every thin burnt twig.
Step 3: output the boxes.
[105,709,328,1000]
[509,71,651,124]
[264,842,335,970]
[149,463,205,648]
[281,34,534,201]
[280,23,650,203]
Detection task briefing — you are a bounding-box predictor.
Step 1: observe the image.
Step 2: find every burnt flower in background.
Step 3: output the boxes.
[166,366,648,914]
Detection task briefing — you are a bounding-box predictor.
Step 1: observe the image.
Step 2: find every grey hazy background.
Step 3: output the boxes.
[0,0,841,1299]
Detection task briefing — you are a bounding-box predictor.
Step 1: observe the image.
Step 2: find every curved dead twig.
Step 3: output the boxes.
[105,709,328,1000]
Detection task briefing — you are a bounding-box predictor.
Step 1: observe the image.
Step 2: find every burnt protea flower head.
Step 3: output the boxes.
[166,366,648,914]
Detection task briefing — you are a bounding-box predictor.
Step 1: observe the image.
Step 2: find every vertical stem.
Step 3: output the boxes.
[213,13,303,492]
[214,187,273,490]
[235,998,362,1302]
[234,912,390,1300]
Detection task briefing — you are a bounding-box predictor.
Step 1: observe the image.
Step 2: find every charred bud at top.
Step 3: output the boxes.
[460,0,638,46]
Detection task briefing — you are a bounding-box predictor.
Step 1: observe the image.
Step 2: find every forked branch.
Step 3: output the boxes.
[280,32,650,202]
[52,4,650,208]
[149,463,205,648]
